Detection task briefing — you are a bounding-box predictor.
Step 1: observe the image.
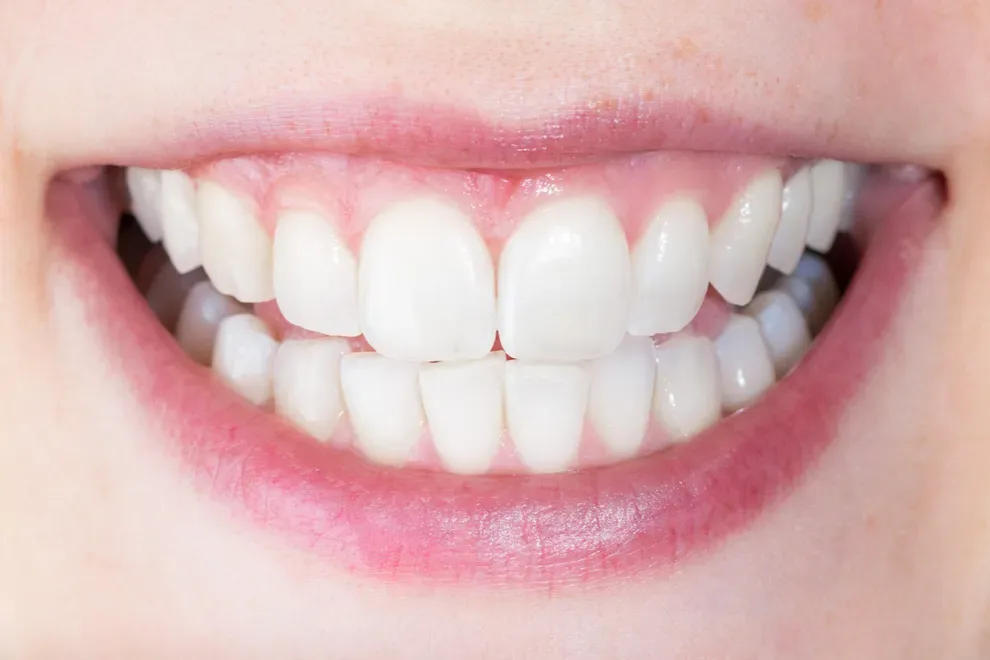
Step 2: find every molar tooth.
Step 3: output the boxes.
[198,181,274,303]
[419,353,505,475]
[340,353,424,466]
[175,281,248,365]
[125,167,164,243]
[744,290,811,377]
[806,160,847,252]
[713,314,776,413]
[359,199,496,361]
[767,166,813,274]
[587,335,655,459]
[709,170,783,306]
[837,163,866,232]
[652,334,721,440]
[211,314,279,406]
[505,361,589,474]
[160,171,202,274]
[498,197,631,361]
[273,211,360,337]
[273,338,350,442]
[773,253,839,335]
[627,197,709,335]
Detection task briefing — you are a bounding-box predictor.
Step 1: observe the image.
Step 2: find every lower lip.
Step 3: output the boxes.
[53,181,938,589]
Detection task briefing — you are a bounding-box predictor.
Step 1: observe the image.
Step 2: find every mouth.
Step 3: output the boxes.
[46,111,942,588]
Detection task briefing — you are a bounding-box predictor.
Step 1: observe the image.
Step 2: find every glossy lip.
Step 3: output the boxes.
[50,170,939,590]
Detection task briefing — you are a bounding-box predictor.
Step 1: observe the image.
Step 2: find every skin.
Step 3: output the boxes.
[2,0,990,657]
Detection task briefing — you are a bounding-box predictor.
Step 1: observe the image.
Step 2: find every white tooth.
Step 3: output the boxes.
[498,197,631,361]
[419,353,505,475]
[652,334,721,440]
[773,253,839,335]
[713,315,776,413]
[175,281,248,365]
[211,314,279,406]
[837,163,866,232]
[125,167,164,243]
[160,171,202,274]
[587,335,655,459]
[505,361,589,473]
[144,262,205,332]
[273,211,360,337]
[273,338,350,441]
[806,159,847,252]
[359,199,496,361]
[767,166,812,274]
[340,353,424,466]
[198,181,274,303]
[709,170,783,306]
[744,290,811,377]
[627,197,709,335]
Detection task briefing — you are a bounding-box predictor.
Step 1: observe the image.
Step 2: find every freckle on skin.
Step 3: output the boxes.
[803,0,826,23]
[670,37,699,62]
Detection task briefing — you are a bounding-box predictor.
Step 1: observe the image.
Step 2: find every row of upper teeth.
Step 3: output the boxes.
[126,160,861,364]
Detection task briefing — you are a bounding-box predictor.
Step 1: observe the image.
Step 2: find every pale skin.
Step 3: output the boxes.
[2,1,990,658]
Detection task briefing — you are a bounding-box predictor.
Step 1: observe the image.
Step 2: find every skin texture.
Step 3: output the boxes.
[2,0,990,657]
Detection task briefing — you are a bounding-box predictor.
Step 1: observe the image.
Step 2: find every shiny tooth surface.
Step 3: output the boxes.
[773,253,839,335]
[652,334,721,439]
[211,314,279,406]
[713,314,777,413]
[125,167,164,243]
[273,338,350,442]
[627,197,710,335]
[340,353,425,466]
[197,181,274,303]
[359,199,496,361]
[744,290,811,377]
[505,361,589,473]
[709,170,783,306]
[837,163,866,232]
[587,335,656,458]
[273,211,360,337]
[498,197,631,361]
[160,171,202,274]
[767,166,813,274]
[806,160,846,252]
[175,281,248,365]
[419,353,505,475]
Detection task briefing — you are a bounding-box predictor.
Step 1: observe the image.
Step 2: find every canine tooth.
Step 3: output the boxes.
[125,167,164,242]
[767,166,812,274]
[273,338,350,441]
[710,170,783,305]
[587,336,655,458]
[499,197,631,361]
[627,197,709,335]
[419,353,505,474]
[160,171,202,274]
[505,361,589,473]
[211,314,279,406]
[652,334,721,439]
[773,253,839,335]
[359,199,496,361]
[806,160,847,252]
[713,314,776,413]
[744,290,811,377]
[198,181,274,303]
[273,211,360,337]
[175,281,248,365]
[340,353,424,466]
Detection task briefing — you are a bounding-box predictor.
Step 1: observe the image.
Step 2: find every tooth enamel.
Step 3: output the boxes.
[273,211,360,337]
[767,166,812,274]
[211,314,279,406]
[713,314,776,413]
[744,290,811,377]
[273,338,350,441]
[175,281,249,365]
[627,197,710,335]
[587,335,655,458]
[505,361,589,473]
[144,262,205,332]
[160,171,202,274]
[340,353,425,466]
[498,197,631,361]
[773,253,839,335]
[358,199,496,361]
[419,353,505,474]
[652,334,721,439]
[806,159,847,252]
[197,181,274,303]
[125,167,164,243]
[709,170,783,306]
[837,163,866,232]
